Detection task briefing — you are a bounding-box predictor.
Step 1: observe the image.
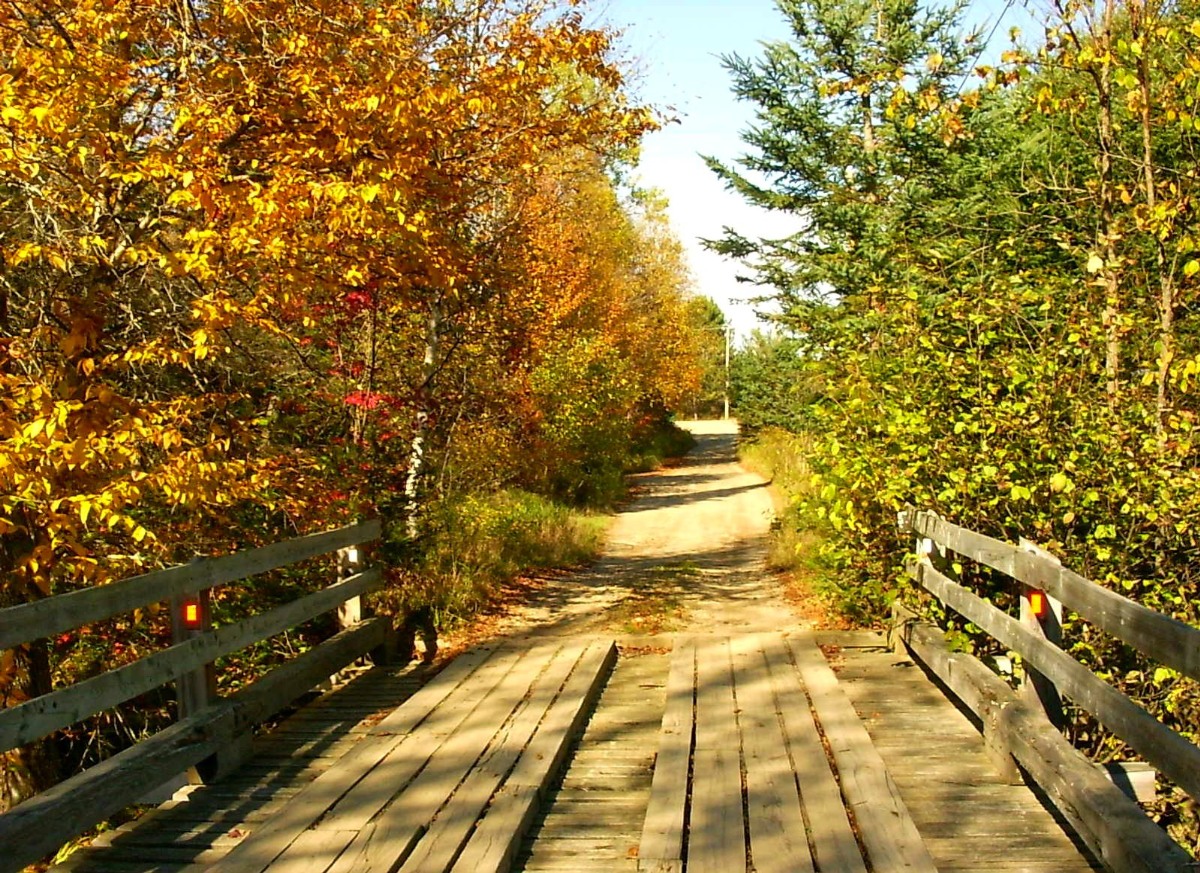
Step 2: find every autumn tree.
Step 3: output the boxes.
[1,0,698,810]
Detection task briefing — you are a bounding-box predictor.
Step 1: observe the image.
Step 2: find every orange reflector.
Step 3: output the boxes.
[1029,590,1048,620]
[182,600,202,629]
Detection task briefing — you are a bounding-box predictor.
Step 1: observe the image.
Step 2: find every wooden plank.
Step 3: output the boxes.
[317,644,561,873]
[906,510,1200,683]
[521,647,659,873]
[895,612,1195,873]
[729,633,816,873]
[730,635,813,873]
[910,555,1200,801]
[788,634,937,873]
[688,636,744,873]
[317,645,537,833]
[0,520,381,651]
[694,637,738,751]
[453,640,617,873]
[636,863,681,873]
[0,618,387,873]
[761,636,865,873]
[688,747,744,873]
[447,782,540,873]
[0,568,384,753]
[252,829,360,873]
[501,640,616,792]
[206,642,503,873]
[396,642,582,872]
[315,818,426,873]
[637,638,694,870]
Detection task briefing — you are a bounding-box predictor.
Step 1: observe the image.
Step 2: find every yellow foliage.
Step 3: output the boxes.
[0,0,670,603]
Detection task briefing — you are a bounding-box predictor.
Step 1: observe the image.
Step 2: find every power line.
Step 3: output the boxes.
[958,0,1019,93]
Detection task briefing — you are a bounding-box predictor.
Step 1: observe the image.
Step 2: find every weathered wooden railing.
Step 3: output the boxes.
[0,519,390,873]
[896,508,1200,873]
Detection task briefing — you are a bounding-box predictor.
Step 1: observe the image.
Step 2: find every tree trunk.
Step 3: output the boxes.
[1130,0,1175,433]
[403,300,441,540]
[1,522,62,812]
[1084,0,1122,409]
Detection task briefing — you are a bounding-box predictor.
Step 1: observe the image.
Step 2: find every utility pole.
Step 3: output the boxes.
[723,325,732,421]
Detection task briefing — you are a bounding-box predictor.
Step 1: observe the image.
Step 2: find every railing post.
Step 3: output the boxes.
[1018,538,1065,728]
[170,586,215,719]
[336,544,363,629]
[170,583,253,783]
[892,507,920,655]
[336,542,396,664]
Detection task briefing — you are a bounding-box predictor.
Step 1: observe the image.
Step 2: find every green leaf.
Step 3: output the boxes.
[1153,667,1178,684]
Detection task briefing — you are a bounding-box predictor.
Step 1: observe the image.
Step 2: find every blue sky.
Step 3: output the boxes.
[589,0,1038,339]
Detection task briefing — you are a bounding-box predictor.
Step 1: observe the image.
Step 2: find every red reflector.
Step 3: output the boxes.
[1029,590,1048,619]
[183,601,202,629]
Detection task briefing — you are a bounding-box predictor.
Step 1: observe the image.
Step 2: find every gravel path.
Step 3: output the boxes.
[488,419,808,638]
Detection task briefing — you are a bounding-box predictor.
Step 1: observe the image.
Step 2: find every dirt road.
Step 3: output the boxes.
[491,419,807,638]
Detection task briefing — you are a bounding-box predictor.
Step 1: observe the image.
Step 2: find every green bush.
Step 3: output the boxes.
[381,489,606,626]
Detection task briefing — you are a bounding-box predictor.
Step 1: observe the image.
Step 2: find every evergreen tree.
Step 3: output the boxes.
[705,0,975,316]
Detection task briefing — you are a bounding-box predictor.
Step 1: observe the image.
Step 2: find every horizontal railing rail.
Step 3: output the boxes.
[903,511,1200,681]
[0,519,390,873]
[896,508,1200,873]
[0,519,382,652]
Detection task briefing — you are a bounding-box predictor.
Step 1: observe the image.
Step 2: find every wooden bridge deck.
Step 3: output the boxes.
[53,633,1102,873]
[829,633,1103,873]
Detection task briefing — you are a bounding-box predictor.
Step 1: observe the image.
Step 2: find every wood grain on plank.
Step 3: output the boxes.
[689,636,744,873]
[204,643,502,873]
[448,784,541,873]
[396,641,582,872]
[502,640,617,792]
[694,636,737,752]
[730,635,813,873]
[760,635,866,873]
[788,633,937,873]
[315,644,532,833]
[450,644,611,868]
[454,640,617,873]
[315,642,561,873]
[637,638,694,870]
[688,746,744,873]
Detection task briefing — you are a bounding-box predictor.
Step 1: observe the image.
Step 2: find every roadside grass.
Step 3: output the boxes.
[739,427,851,628]
[380,489,608,629]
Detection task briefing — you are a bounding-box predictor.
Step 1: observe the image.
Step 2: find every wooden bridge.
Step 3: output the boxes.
[1,512,1198,872]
